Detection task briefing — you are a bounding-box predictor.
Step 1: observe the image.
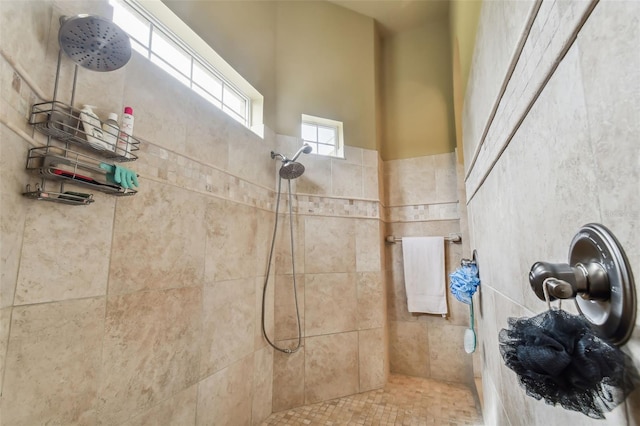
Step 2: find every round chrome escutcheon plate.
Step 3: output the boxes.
[570,223,636,345]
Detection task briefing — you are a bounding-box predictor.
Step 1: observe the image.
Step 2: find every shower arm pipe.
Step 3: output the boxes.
[271,151,285,161]
[385,234,462,244]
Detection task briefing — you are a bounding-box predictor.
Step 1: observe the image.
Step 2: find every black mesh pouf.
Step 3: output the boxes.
[499,309,638,419]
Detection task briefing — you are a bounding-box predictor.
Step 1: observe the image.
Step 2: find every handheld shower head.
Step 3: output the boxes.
[290,144,313,162]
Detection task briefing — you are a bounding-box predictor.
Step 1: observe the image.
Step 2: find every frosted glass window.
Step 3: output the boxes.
[301,123,317,142]
[112,4,149,47]
[193,62,223,100]
[223,107,245,124]
[223,87,246,117]
[109,0,251,127]
[151,31,191,77]
[150,55,190,86]
[193,86,222,108]
[130,39,148,57]
[318,126,336,144]
[318,144,336,156]
[301,115,343,158]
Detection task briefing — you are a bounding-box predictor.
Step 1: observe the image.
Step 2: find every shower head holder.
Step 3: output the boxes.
[271,151,285,161]
[528,223,636,345]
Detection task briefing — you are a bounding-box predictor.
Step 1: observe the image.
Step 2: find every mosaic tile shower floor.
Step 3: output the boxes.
[262,374,483,425]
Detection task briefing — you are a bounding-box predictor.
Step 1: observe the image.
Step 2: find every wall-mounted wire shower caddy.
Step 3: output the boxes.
[23,14,139,206]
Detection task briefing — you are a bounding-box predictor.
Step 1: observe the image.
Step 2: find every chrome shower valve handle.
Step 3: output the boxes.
[542,277,576,300]
[527,223,636,345]
[529,261,609,301]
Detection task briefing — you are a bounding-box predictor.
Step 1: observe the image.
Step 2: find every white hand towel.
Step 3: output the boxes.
[401,236,448,314]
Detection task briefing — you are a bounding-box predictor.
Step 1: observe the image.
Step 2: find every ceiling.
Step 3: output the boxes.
[328,0,450,37]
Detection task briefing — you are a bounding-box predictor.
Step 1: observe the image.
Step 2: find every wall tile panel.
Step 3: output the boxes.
[304,331,359,404]
[1,298,105,426]
[200,278,255,377]
[110,181,207,296]
[98,288,201,425]
[196,355,254,426]
[465,0,640,423]
[305,272,357,336]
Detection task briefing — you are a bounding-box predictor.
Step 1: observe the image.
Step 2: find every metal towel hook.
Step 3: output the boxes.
[460,249,479,268]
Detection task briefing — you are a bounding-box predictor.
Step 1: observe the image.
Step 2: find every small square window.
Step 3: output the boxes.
[301,123,317,142]
[301,114,344,158]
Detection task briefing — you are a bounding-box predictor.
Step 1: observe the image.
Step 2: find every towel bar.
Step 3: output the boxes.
[385,234,462,244]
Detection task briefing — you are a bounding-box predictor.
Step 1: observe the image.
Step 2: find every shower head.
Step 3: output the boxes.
[58,15,132,72]
[272,144,311,179]
[290,144,313,162]
[279,161,305,180]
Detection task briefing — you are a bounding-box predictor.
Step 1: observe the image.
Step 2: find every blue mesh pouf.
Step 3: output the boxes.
[449,255,481,353]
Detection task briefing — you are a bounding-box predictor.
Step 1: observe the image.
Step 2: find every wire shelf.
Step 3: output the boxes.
[26,146,137,197]
[23,183,95,206]
[29,101,140,162]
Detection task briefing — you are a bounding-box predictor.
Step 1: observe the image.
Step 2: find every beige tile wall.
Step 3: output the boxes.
[0,1,480,424]
[270,138,388,411]
[0,1,282,425]
[304,331,360,404]
[98,288,202,425]
[1,3,389,424]
[383,152,474,386]
[2,298,106,425]
[465,0,640,424]
[462,0,539,168]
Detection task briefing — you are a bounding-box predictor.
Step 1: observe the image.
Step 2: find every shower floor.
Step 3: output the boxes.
[262,374,483,425]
